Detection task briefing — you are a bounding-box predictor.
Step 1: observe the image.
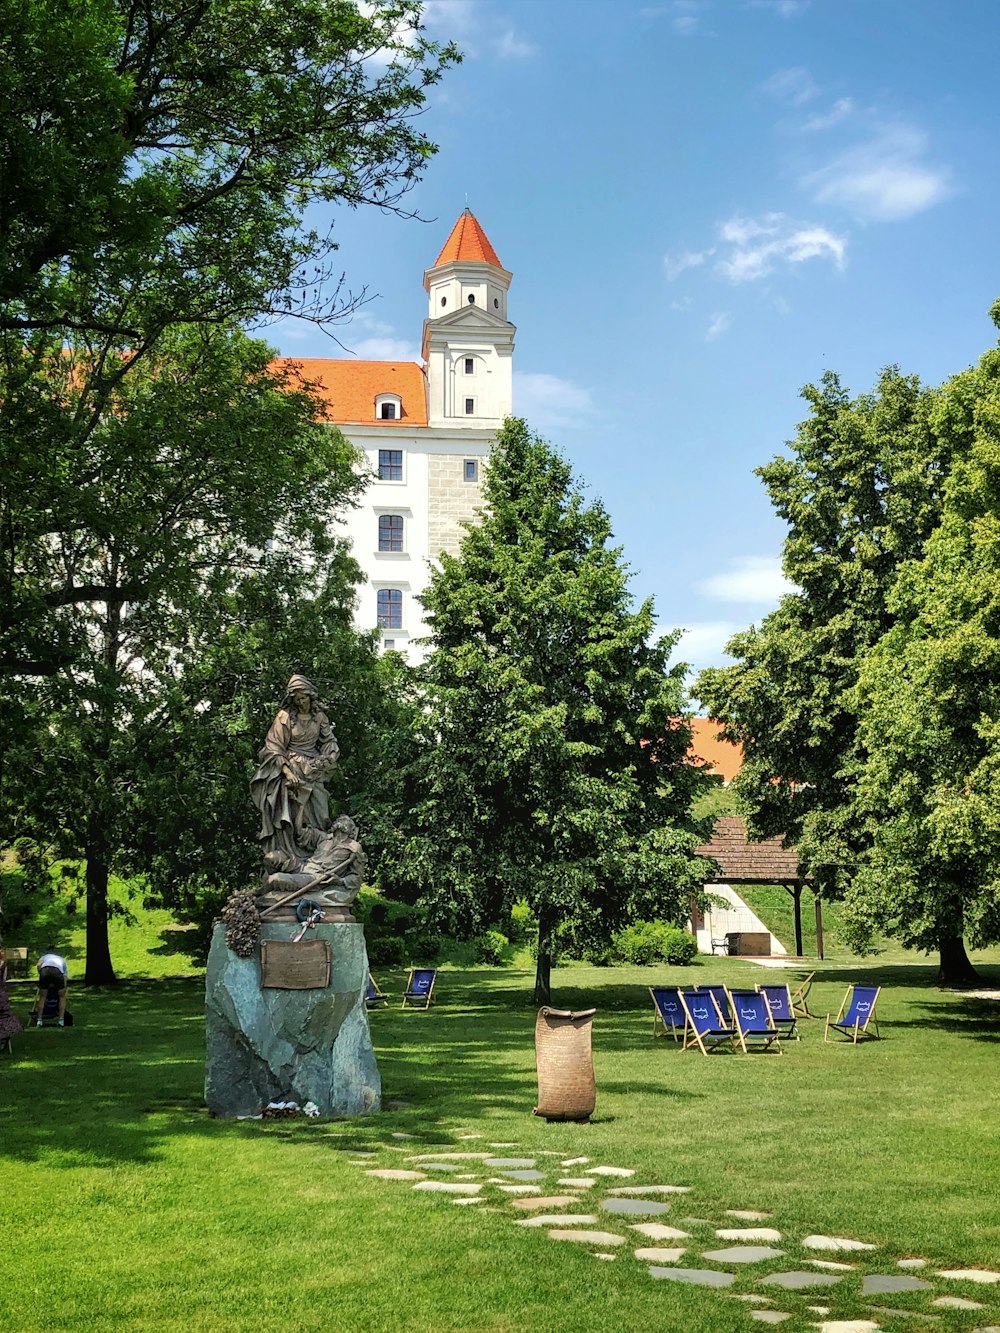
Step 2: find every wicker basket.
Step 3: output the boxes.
[532,1006,596,1122]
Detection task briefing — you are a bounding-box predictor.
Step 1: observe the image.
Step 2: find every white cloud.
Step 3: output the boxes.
[802,97,854,132]
[804,124,951,221]
[705,311,732,340]
[514,371,594,432]
[664,247,714,280]
[715,212,845,282]
[749,0,810,15]
[673,14,699,33]
[348,336,421,361]
[670,296,693,312]
[422,1,535,60]
[670,621,743,674]
[698,555,795,604]
[762,66,819,105]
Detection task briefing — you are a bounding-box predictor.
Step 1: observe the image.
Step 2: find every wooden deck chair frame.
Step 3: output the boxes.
[790,971,815,1019]
[366,973,389,1010]
[824,984,881,1043]
[756,982,800,1040]
[727,988,782,1055]
[679,989,740,1055]
[401,968,437,1009]
[649,986,685,1042]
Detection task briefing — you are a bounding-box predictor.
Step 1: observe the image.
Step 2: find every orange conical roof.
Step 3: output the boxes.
[433,208,503,267]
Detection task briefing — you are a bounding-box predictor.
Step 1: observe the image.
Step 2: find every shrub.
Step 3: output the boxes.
[354,889,439,966]
[472,929,509,966]
[507,899,537,944]
[613,919,698,966]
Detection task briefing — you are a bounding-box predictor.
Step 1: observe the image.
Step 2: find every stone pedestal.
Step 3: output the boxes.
[205,920,380,1118]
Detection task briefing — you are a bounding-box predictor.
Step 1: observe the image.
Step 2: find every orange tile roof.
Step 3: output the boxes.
[277,357,428,427]
[434,208,503,268]
[688,718,744,783]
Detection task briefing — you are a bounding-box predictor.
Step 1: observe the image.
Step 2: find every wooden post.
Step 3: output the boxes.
[792,882,803,957]
[814,894,825,960]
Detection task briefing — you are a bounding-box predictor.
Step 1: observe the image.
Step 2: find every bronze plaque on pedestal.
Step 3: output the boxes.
[260,939,331,989]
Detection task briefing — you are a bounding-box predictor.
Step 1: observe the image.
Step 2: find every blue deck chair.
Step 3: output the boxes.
[401,968,437,1009]
[366,974,389,1010]
[695,984,731,1023]
[757,983,799,1040]
[790,971,815,1018]
[649,986,685,1041]
[679,989,740,1054]
[825,984,881,1043]
[728,988,782,1054]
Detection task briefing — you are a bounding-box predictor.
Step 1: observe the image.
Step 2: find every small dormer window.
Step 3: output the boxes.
[375,393,402,422]
[494,297,499,308]
[467,293,475,304]
[440,296,446,307]
[464,357,474,374]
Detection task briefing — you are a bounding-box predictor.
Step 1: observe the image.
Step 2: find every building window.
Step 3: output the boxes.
[375,393,401,422]
[378,449,402,481]
[464,357,474,374]
[378,514,404,552]
[380,402,396,420]
[440,296,447,307]
[383,638,395,650]
[464,459,478,482]
[494,297,500,309]
[377,588,403,629]
[464,398,475,415]
[467,293,476,304]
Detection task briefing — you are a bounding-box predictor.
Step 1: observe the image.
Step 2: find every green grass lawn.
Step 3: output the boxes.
[2,948,999,1332]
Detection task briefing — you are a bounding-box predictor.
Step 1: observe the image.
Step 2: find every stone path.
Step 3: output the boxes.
[342,1132,1000,1330]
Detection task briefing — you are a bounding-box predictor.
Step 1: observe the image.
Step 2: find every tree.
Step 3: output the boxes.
[695,364,978,982]
[0,325,373,981]
[1,1,459,337]
[848,316,1000,980]
[382,418,712,1003]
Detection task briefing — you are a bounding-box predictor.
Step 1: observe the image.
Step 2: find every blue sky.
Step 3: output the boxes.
[270,0,1000,682]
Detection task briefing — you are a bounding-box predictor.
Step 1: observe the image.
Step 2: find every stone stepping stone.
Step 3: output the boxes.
[716,1228,782,1242]
[452,1197,486,1206]
[936,1269,1000,1284]
[390,1132,416,1139]
[488,1142,517,1148]
[869,1308,941,1322]
[803,1235,876,1252]
[411,1151,493,1161]
[703,1247,784,1264]
[589,1165,635,1177]
[732,1295,773,1304]
[548,1229,627,1246]
[601,1198,671,1216]
[496,1185,541,1194]
[594,1253,617,1261]
[897,1258,927,1269]
[631,1223,691,1240]
[518,1214,598,1228]
[806,1308,830,1316]
[412,1181,482,1194]
[812,1323,879,1333]
[562,1156,590,1166]
[649,1267,735,1288]
[512,1195,579,1210]
[366,1168,426,1181]
[933,1296,984,1310]
[612,1185,691,1196]
[727,1210,772,1220]
[862,1274,932,1294]
[422,1162,463,1172]
[751,1314,792,1326]
[634,1247,686,1263]
[457,1133,482,1139]
[763,1271,844,1290]
[502,1170,546,1181]
[559,1177,597,1188]
[808,1260,855,1272]
[484,1157,536,1168]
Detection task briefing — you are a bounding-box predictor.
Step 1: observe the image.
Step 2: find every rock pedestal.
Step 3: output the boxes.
[205,920,380,1118]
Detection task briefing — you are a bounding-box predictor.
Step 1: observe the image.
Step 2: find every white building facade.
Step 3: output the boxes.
[283,211,514,659]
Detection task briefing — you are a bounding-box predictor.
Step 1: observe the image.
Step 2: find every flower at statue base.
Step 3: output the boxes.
[303,1101,320,1118]
[221,887,261,957]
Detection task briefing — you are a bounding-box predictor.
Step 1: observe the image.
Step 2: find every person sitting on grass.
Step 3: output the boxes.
[33,950,69,1027]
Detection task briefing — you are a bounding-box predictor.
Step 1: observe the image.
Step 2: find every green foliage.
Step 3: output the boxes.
[354,887,439,967]
[379,418,714,985]
[471,929,509,966]
[611,919,698,966]
[507,899,538,944]
[696,320,1000,980]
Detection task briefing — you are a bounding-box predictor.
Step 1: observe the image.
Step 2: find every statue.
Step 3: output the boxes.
[250,674,339,857]
[262,815,367,911]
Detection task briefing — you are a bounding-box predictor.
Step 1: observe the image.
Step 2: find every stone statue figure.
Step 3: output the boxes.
[262,815,367,911]
[250,675,340,857]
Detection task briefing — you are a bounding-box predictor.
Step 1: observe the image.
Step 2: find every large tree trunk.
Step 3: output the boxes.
[84,830,117,985]
[533,907,555,1006]
[937,934,980,987]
